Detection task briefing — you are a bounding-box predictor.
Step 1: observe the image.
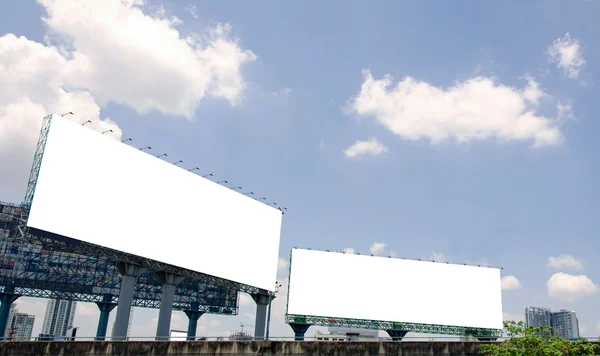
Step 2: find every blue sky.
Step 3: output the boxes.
[1,0,599,339]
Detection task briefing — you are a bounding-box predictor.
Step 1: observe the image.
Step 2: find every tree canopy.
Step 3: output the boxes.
[479,321,598,356]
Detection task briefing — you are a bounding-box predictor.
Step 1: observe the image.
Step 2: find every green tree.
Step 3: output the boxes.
[479,321,598,356]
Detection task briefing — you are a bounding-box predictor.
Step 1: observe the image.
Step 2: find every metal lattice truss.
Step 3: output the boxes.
[285,314,503,338]
[18,114,270,297]
[2,203,237,314]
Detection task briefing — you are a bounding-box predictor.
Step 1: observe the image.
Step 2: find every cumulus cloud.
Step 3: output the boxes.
[547,254,584,270]
[501,275,521,291]
[349,69,566,147]
[344,137,388,158]
[277,257,289,273]
[547,33,585,79]
[547,272,598,301]
[430,251,446,262]
[369,242,386,256]
[342,247,356,254]
[0,0,255,202]
[0,34,122,202]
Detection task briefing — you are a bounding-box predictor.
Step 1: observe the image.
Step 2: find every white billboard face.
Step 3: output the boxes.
[287,249,503,330]
[27,115,282,291]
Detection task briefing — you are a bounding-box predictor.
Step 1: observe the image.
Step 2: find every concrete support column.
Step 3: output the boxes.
[289,323,310,341]
[0,284,20,339]
[386,330,408,341]
[112,262,146,341]
[184,302,204,341]
[155,272,185,340]
[95,294,117,340]
[250,293,273,340]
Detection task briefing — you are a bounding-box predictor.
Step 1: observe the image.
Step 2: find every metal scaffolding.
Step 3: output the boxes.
[17,114,271,297]
[285,314,504,338]
[1,201,238,313]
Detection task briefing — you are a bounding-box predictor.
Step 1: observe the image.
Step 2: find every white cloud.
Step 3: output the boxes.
[547,254,584,270]
[501,275,521,291]
[430,251,446,262]
[277,257,289,273]
[547,33,585,79]
[0,34,122,202]
[350,69,565,148]
[342,247,355,254]
[185,4,200,19]
[39,0,256,117]
[369,242,386,256]
[596,322,600,335]
[547,272,598,301]
[0,0,255,202]
[344,137,388,158]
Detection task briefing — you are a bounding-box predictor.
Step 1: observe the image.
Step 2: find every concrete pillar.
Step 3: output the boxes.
[386,329,408,341]
[95,294,117,340]
[112,263,146,341]
[251,293,273,340]
[155,272,185,340]
[184,302,204,341]
[0,284,20,339]
[289,323,310,341]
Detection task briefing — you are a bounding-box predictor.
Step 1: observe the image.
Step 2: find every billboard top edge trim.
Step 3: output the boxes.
[51,115,284,215]
[289,247,502,271]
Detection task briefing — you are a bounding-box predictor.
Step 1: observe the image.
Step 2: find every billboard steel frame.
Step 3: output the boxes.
[285,314,503,338]
[20,114,272,297]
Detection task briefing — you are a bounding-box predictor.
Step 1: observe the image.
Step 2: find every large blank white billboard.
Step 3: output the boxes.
[287,249,503,330]
[26,115,282,291]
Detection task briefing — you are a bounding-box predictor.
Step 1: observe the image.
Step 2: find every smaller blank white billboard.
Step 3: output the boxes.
[26,115,282,291]
[287,249,503,330]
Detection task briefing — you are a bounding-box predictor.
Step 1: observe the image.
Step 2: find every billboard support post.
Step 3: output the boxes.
[0,284,20,339]
[112,262,147,340]
[156,272,185,340]
[289,323,311,341]
[386,330,408,341]
[184,302,204,341]
[251,293,272,340]
[95,294,117,340]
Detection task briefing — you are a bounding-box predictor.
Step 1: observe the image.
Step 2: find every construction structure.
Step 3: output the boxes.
[1,113,284,341]
[285,248,504,341]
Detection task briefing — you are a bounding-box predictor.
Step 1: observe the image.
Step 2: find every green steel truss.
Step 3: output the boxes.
[285,314,503,337]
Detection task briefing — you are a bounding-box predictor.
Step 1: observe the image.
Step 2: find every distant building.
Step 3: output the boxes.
[41,299,77,337]
[524,306,579,339]
[551,310,579,339]
[314,327,379,341]
[11,313,35,340]
[3,304,16,339]
[4,306,35,341]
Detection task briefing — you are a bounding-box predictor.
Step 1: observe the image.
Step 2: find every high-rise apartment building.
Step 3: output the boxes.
[11,313,35,340]
[525,306,552,329]
[551,310,579,339]
[41,299,77,337]
[3,304,16,339]
[524,306,579,339]
[4,306,35,341]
